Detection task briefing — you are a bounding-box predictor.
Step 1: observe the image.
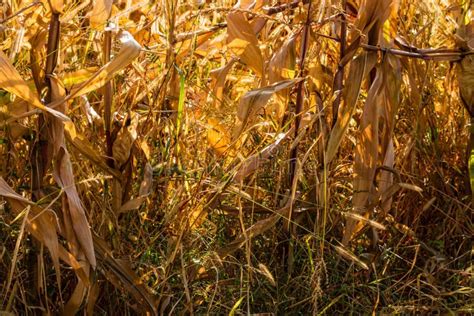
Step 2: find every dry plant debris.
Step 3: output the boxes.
[0,0,473,314]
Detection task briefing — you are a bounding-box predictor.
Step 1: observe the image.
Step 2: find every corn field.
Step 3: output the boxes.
[0,0,473,314]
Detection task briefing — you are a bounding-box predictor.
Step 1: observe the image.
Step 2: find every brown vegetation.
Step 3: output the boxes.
[0,0,473,314]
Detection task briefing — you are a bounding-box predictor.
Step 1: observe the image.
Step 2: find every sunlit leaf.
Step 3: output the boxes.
[47,31,141,109]
[207,118,231,156]
[62,67,99,88]
[326,52,377,164]
[0,51,69,121]
[112,113,138,169]
[210,59,235,108]
[90,0,113,30]
[234,130,290,182]
[227,12,263,76]
[49,0,64,14]
[237,78,303,129]
[334,244,369,270]
[0,178,61,281]
[48,75,97,268]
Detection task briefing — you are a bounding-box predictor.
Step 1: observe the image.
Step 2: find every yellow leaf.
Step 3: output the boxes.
[89,0,113,30]
[326,52,377,163]
[210,59,236,109]
[334,245,369,270]
[207,118,231,156]
[229,297,245,316]
[49,0,64,14]
[47,31,141,109]
[234,131,290,182]
[227,12,263,76]
[237,78,303,129]
[64,121,122,179]
[0,50,69,121]
[62,67,99,88]
[112,113,138,169]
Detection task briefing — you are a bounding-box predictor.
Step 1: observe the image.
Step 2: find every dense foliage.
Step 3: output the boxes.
[0,0,473,314]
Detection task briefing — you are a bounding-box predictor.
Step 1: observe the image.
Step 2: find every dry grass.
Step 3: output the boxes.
[0,0,473,314]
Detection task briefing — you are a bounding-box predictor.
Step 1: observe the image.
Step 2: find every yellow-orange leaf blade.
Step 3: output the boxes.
[0,51,69,121]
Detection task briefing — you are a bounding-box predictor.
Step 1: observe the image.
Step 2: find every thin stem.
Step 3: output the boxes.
[103,28,113,168]
[331,2,347,127]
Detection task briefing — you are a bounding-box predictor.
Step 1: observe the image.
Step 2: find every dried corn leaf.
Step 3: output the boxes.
[218,202,291,258]
[246,0,267,33]
[308,62,333,91]
[207,118,231,156]
[234,130,290,182]
[64,121,122,179]
[112,113,138,169]
[57,246,90,284]
[268,34,296,83]
[227,12,263,76]
[344,53,401,244]
[257,263,276,287]
[338,1,398,245]
[80,96,102,125]
[334,245,369,270]
[49,0,64,14]
[54,147,96,267]
[62,67,100,89]
[89,0,113,30]
[340,211,386,230]
[0,50,69,121]
[86,282,101,315]
[0,178,89,288]
[326,52,377,163]
[268,34,296,119]
[48,76,96,268]
[383,0,400,40]
[118,196,147,213]
[176,31,216,59]
[62,278,87,315]
[0,177,61,280]
[47,31,141,109]
[398,182,423,193]
[237,78,303,129]
[118,163,152,213]
[29,28,48,92]
[93,235,158,314]
[139,162,153,196]
[210,59,235,108]
[340,0,393,66]
[346,67,384,245]
[378,55,401,212]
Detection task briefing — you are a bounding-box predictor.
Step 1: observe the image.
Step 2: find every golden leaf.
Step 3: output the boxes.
[207,118,231,156]
[227,12,263,76]
[0,51,69,121]
[89,0,113,30]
